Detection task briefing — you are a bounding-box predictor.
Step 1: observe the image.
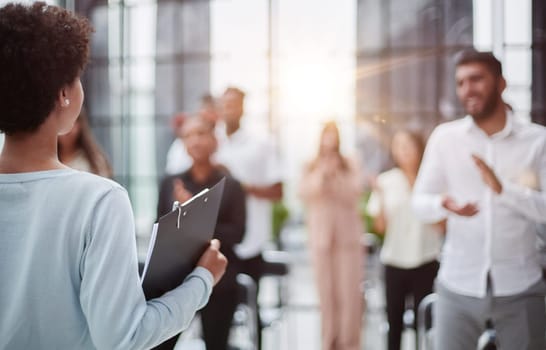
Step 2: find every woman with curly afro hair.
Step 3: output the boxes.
[0,3,227,349]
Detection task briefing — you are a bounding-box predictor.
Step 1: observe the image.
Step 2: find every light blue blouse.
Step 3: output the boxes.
[0,169,212,349]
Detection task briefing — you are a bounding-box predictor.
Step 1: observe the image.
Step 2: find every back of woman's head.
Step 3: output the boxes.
[0,2,92,135]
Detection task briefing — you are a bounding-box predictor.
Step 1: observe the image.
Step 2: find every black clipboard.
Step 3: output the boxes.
[141,177,226,299]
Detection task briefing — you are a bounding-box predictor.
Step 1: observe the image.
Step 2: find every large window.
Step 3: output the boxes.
[62,0,542,243]
[531,0,546,125]
[355,0,474,177]
[209,0,357,212]
[474,0,533,122]
[85,0,160,248]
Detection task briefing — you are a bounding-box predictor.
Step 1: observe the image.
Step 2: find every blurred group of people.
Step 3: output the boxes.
[155,87,283,350]
[298,49,546,350]
[2,3,546,350]
[298,122,443,350]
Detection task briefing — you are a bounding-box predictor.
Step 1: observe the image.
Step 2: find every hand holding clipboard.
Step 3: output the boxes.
[141,178,227,300]
[196,238,227,285]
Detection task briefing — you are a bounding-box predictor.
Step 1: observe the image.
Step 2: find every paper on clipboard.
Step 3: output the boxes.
[141,177,225,299]
[140,223,158,283]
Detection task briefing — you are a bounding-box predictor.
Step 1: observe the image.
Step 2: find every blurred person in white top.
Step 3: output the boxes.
[412,49,546,350]
[368,130,442,350]
[215,86,283,348]
[215,87,283,265]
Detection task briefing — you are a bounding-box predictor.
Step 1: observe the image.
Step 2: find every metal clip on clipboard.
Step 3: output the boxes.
[171,188,210,229]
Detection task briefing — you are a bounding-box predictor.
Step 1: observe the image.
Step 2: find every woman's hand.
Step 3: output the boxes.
[319,153,342,178]
[197,239,228,286]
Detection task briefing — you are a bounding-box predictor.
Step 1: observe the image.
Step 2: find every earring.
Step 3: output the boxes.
[64,99,70,106]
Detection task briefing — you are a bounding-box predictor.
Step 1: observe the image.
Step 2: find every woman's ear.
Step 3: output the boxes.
[56,86,70,108]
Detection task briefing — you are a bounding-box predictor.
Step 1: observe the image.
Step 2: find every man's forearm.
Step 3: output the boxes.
[412,193,449,223]
[244,182,283,201]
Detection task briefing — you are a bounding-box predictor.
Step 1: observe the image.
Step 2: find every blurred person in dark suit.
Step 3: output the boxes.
[156,116,246,350]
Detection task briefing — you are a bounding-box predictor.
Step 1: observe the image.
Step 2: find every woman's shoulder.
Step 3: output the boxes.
[65,170,127,198]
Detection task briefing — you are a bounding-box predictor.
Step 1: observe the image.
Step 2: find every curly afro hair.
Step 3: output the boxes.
[0,2,93,135]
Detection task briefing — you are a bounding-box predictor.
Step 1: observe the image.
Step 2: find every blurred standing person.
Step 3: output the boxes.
[413,49,546,350]
[165,94,222,175]
[58,109,112,177]
[299,122,364,350]
[367,130,442,350]
[156,117,246,350]
[215,86,283,348]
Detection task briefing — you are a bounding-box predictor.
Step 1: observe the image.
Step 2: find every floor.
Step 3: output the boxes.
[138,224,419,350]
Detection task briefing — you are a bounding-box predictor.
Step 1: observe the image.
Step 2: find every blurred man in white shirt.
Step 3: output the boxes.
[413,49,546,350]
[215,87,283,349]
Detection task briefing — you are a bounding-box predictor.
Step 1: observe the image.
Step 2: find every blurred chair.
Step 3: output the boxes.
[361,233,382,300]
[417,293,436,350]
[477,320,498,350]
[229,273,259,350]
[261,250,290,312]
[417,294,505,350]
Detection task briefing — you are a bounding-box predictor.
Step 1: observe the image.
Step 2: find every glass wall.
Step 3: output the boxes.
[209,0,357,213]
[355,0,474,176]
[210,0,269,133]
[474,0,533,122]
[84,0,160,242]
[276,0,357,212]
[532,0,546,125]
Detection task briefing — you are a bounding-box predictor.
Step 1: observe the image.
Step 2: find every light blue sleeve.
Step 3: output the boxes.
[79,187,213,350]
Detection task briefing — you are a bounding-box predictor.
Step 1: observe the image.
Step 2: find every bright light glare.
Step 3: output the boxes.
[278,59,352,119]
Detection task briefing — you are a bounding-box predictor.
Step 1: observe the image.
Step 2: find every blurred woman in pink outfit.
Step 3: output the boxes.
[299,121,365,350]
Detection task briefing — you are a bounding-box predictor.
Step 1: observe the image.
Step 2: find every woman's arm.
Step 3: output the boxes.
[298,162,328,202]
[80,187,213,350]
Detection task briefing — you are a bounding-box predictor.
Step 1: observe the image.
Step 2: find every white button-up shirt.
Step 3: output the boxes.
[215,127,283,259]
[413,114,546,297]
